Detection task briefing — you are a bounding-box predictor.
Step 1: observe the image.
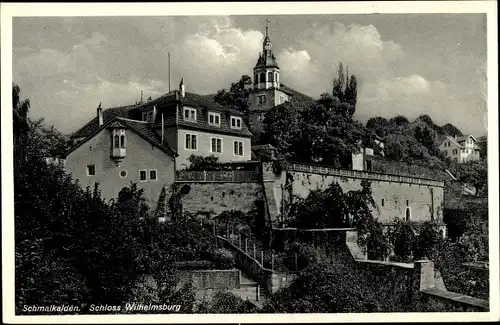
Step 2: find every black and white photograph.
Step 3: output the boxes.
[1,1,498,323]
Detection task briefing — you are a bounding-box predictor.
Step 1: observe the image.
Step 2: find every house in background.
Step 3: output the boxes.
[439,135,481,163]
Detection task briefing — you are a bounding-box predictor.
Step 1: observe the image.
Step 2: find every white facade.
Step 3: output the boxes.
[439,135,480,163]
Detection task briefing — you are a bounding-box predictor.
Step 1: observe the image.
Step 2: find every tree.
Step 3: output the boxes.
[263,262,400,312]
[477,136,487,158]
[214,75,252,123]
[13,83,30,140]
[457,158,487,196]
[259,100,302,159]
[331,63,357,116]
[412,120,439,156]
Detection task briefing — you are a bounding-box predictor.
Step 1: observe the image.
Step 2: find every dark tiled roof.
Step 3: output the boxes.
[65,116,177,158]
[254,52,280,69]
[71,90,248,139]
[279,84,316,106]
[138,90,243,116]
[72,104,136,138]
[116,118,177,156]
[154,109,252,138]
[253,144,277,150]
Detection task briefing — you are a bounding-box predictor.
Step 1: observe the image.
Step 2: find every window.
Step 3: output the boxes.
[381,198,385,207]
[139,170,147,181]
[185,133,197,150]
[86,164,96,176]
[230,116,242,129]
[365,160,372,171]
[183,107,197,121]
[120,135,126,149]
[234,140,243,156]
[254,74,258,85]
[279,95,284,104]
[268,71,274,82]
[149,170,157,181]
[211,138,222,153]
[258,95,267,105]
[406,200,409,206]
[405,207,411,221]
[120,170,127,178]
[260,72,266,83]
[208,112,221,126]
[453,149,458,155]
[142,111,153,122]
[114,135,120,148]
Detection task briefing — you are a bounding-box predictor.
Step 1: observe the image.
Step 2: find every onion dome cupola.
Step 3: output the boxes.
[253,23,280,90]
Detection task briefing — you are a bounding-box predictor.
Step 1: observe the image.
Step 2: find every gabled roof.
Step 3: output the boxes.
[64,117,177,158]
[456,135,478,143]
[70,90,249,139]
[72,104,137,138]
[441,136,465,148]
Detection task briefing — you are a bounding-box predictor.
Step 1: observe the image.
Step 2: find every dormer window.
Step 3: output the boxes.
[183,107,197,122]
[110,128,126,166]
[142,111,153,122]
[208,112,221,127]
[230,116,242,130]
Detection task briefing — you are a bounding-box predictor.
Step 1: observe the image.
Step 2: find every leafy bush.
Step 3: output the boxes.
[207,248,235,269]
[263,262,399,313]
[185,154,221,171]
[197,290,258,313]
[175,260,214,270]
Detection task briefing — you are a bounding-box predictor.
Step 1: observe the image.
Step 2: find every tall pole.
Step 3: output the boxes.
[161,113,164,143]
[168,52,171,92]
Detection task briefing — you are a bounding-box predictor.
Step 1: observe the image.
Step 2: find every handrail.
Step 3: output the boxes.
[286,162,444,187]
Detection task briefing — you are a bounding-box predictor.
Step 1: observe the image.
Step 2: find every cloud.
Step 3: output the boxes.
[12,17,486,136]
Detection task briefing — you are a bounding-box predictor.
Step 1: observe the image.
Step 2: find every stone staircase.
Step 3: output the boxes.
[236,271,269,308]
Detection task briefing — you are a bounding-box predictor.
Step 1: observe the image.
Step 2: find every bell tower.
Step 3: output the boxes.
[253,20,280,90]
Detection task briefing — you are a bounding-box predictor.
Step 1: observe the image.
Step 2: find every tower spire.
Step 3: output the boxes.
[265,18,269,38]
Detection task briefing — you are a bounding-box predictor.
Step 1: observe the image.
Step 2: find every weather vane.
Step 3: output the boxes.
[265,18,270,37]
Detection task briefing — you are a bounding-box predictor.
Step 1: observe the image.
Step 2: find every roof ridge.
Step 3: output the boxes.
[116,117,148,123]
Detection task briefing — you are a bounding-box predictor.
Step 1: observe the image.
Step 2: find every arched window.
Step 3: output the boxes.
[260,72,266,83]
[254,74,258,84]
[114,135,120,149]
[120,135,126,148]
[405,207,411,221]
[268,71,274,82]
[274,72,278,83]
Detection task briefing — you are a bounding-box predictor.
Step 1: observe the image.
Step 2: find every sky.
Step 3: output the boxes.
[12,14,487,136]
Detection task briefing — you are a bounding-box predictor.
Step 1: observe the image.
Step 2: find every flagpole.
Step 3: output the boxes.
[161,113,164,143]
[168,52,171,93]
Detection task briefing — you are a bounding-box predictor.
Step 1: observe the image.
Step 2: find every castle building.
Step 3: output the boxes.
[63,24,445,230]
[247,26,310,135]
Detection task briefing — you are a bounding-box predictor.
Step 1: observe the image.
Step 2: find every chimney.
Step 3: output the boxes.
[152,105,157,123]
[97,102,103,126]
[179,78,185,97]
